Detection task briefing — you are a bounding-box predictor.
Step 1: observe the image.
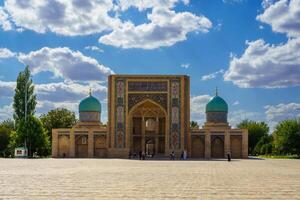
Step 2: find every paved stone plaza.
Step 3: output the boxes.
[0,158,299,199]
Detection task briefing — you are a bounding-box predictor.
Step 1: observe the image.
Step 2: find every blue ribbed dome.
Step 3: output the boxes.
[79,94,101,113]
[206,89,228,113]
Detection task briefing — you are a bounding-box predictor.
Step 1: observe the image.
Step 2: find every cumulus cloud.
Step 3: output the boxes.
[0,48,16,59]
[225,0,300,89]
[262,0,275,9]
[116,0,180,11]
[0,80,15,99]
[265,103,300,122]
[224,38,300,88]
[233,101,239,106]
[18,47,113,82]
[1,0,211,49]
[180,63,189,69]
[35,81,107,102]
[0,46,111,120]
[84,46,104,53]
[264,102,300,131]
[36,100,78,116]
[0,104,13,121]
[3,0,120,36]
[0,7,12,31]
[99,7,212,49]
[190,94,212,125]
[0,80,108,121]
[222,0,245,4]
[228,109,263,128]
[201,69,224,81]
[257,0,300,37]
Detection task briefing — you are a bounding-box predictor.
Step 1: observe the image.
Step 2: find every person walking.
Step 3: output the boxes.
[183,150,187,160]
[227,151,231,162]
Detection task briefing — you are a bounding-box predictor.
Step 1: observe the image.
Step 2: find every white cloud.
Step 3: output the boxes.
[18,47,113,82]
[222,0,245,4]
[262,0,275,9]
[233,101,239,106]
[35,81,107,102]
[265,102,300,122]
[0,48,16,59]
[201,69,224,81]
[2,0,120,36]
[224,38,300,88]
[116,0,186,11]
[0,46,111,120]
[180,63,189,69]
[190,94,212,125]
[99,7,212,49]
[0,80,15,99]
[0,7,12,31]
[228,109,263,128]
[36,100,78,117]
[264,102,300,131]
[84,46,104,53]
[1,0,211,49]
[257,0,300,37]
[0,80,108,121]
[0,104,13,121]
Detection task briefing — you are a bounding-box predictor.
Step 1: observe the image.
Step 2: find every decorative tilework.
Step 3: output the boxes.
[170,79,181,149]
[115,79,126,148]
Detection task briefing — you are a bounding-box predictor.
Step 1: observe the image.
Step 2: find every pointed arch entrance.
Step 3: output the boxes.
[129,99,167,157]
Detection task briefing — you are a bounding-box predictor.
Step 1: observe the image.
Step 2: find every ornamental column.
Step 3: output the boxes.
[205,130,211,159]
[52,130,58,157]
[224,129,230,158]
[70,128,75,157]
[242,129,248,158]
[88,130,94,158]
[155,117,159,154]
[141,116,145,153]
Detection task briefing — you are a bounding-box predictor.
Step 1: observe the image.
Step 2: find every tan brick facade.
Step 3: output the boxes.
[52,75,248,159]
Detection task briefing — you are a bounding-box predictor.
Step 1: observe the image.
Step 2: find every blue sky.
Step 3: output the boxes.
[0,0,299,131]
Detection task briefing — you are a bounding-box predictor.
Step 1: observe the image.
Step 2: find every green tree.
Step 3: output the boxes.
[40,108,76,141]
[0,126,11,157]
[13,66,36,125]
[253,135,273,155]
[237,120,269,155]
[0,119,15,157]
[190,121,199,129]
[16,116,50,157]
[273,118,300,157]
[0,119,15,130]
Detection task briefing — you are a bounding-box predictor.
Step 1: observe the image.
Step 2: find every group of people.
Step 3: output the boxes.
[128,150,232,161]
[128,151,154,160]
[170,150,187,160]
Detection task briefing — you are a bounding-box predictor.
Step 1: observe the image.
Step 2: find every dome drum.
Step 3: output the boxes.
[206,112,227,123]
[79,111,100,122]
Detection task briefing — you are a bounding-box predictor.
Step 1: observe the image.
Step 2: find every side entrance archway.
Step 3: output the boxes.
[75,135,88,158]
[211,136,224,158]
[191,136,205,158]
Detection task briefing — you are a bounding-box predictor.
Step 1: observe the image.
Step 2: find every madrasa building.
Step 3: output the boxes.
[52,75,248,159]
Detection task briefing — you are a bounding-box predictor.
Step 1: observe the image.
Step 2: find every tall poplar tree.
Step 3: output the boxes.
[13,66,37,125]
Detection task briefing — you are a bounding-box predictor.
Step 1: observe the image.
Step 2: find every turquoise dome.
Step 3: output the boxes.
[206,92,228,113]
[79,94,101,113]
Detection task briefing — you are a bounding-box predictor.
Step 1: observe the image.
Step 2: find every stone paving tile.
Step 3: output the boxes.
[0,158,299,199]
